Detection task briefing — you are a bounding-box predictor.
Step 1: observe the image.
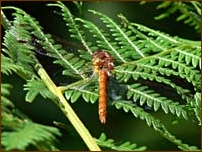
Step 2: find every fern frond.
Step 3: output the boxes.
[62,78,98,103]
[23,78,56,102]
[190,92,201,125]
[1,10,12,29]
[119,13,200,56]
[1,119,61,150]
[171,45,200,68]
[156,54,200,90]
[1,83,12,96]
[3,6,87,80]
[1,83,61,151]
[1,54,23,75]
[115,64,192,102]
[2,27,35,64]
[132,22,179,43]
[47,1,94,56]
[89,10,145,59]
[53,53,86,79]
[127,84,188,119]
[114,100,199,151]
[1,84,14,113]
[2,8,39,80]
[154,1,201,33]
[97,133,147,151]
[75,17,126,63]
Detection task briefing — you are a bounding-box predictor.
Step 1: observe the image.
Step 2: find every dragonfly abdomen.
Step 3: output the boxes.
[98,70,108,124]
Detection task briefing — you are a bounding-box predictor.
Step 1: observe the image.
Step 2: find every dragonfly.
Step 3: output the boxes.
[29,34,123,124]
[92,50,114,123]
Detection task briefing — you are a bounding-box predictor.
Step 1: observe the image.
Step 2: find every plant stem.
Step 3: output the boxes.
[34,60,101,151]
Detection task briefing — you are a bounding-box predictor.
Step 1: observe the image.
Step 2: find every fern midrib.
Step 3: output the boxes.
[132,23,179,43]
[176,48,200,61]
[128,25,166,51]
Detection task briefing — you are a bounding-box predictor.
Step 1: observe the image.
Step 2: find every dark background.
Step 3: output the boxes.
[1,1,201,150]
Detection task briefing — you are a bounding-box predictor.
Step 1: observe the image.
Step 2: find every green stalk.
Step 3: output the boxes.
[34,60,101,151]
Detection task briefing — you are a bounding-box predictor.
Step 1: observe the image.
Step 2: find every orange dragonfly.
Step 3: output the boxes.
[30,35,119,124]
[92,50,114,124]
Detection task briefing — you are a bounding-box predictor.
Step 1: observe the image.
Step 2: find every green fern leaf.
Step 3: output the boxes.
[64,90,74,100]
[71,91,82,103]
[1,83,61,150]
[97,133,147,151]
[1,54,23,75]
[1,121,61,150]
[63,79,99,103]
[113,101,199,150]
[1,84,14,112]
[47,2,93,55]
[190,93,201,125]
[53,53,86,79]
[154,2,201,33]
[1,83,12,96]
[127,84,188,119]
[24,78,56,102]
[76,17,126,63]
[89,9,145,59]
[65,88,98,104]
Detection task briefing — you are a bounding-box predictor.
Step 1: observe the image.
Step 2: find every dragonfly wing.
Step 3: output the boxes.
[107,76,128,101]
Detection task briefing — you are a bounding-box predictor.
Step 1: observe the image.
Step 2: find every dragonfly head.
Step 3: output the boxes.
[92,50,114,76]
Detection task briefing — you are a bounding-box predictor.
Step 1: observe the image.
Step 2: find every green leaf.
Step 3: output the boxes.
[1,54,23,75]
[25,89,38,103]
[24,79,55,102]
[96,132,146,151]
[71,91,82,103]
[82,92,90,102]
[98,133,107,141]
[1,120,61,150]
[65,90,74,100]
[153,101,160,111]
